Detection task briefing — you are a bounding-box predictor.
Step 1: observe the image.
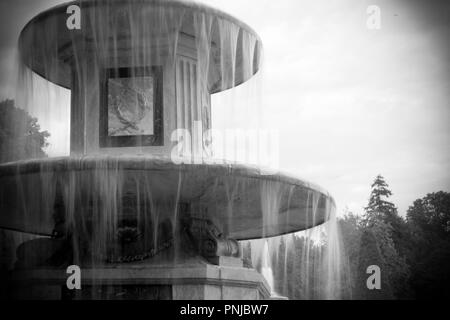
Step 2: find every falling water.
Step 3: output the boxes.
[261,240,275,294]
[243,188,346,299]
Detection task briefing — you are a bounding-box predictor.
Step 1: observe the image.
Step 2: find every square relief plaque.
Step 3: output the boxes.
[100,66,163,148]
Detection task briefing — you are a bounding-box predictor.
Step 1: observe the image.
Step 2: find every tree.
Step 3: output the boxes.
[406,192,450,299]
[364,175,410,258]
[365,175,397,223]
[0,99,49,163]
[356,221,395,299]
[407,192,450,237]
[361,175,410,298]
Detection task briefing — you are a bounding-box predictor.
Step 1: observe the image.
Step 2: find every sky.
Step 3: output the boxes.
[0,0,449,217]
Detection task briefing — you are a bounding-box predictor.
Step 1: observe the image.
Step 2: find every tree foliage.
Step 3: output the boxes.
[338,176,449,299]
[406,192,450,299]
[364,175,402,229]
[365,175,396,218]
[0,99,49,163]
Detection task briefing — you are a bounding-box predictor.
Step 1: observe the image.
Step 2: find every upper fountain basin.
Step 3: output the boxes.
[18,0,263,94]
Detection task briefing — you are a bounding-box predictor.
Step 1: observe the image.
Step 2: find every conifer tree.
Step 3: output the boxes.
[361,175,410,298]
[364,175,397,223]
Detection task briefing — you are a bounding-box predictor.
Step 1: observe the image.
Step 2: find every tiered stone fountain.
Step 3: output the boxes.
[0,0,335,300]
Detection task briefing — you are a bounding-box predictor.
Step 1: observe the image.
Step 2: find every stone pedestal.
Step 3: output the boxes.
[6,257,270,300]
[3,207,273,300]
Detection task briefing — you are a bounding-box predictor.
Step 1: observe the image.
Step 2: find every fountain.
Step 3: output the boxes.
[0,0,336,300]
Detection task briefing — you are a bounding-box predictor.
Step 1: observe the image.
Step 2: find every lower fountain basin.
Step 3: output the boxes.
[0,156,335,240]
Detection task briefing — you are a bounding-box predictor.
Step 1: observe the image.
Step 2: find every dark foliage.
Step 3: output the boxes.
[0,99,49,163]
[340,176,450,299]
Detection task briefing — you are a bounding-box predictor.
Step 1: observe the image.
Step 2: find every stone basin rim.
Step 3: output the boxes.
[0,156,336,240]
[20,0,262,43]
[18,0,263,92]
[0,156,335,203]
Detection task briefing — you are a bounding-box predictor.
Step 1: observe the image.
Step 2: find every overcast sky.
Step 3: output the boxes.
[0,0,449,216]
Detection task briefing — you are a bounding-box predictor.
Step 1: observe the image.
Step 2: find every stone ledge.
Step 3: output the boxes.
[7,261,271,300]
